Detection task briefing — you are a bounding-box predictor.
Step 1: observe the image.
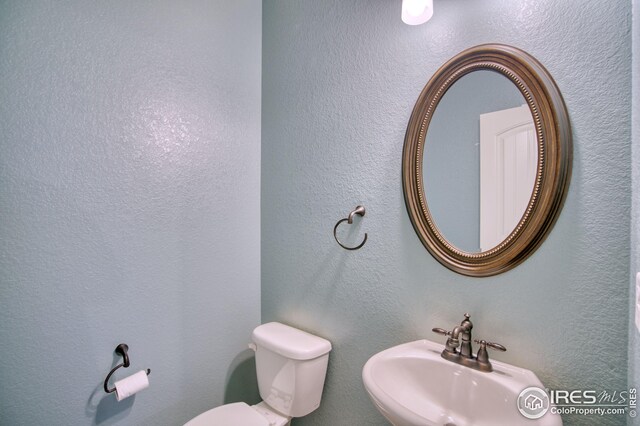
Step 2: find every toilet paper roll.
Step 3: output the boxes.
[114,370,149,401]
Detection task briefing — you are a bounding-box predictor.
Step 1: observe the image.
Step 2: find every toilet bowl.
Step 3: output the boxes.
[184,322,332,426]
[184,401,288,426]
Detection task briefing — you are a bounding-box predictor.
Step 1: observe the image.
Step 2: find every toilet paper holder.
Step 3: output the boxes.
[103,343,151,394]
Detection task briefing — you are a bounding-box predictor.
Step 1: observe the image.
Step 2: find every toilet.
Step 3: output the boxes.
[185,322,332,426]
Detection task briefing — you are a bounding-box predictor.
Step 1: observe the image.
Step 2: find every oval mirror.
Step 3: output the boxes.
[402,44,572,276]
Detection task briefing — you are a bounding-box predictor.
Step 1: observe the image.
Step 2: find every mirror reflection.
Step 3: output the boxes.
[423,70,536,253]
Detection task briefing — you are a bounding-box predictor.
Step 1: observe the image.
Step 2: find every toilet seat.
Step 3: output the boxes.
[184,402,269,426]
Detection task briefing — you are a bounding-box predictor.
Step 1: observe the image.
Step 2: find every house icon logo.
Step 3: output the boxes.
[517,386,550,419]
[525,394,544,410]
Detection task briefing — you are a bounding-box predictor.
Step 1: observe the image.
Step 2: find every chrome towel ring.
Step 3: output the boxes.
[333,205,367,250]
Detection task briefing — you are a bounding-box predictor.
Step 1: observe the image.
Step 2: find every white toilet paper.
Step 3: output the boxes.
[114,370,149,401]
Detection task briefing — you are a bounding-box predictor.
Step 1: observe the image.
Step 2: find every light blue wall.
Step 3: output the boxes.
[630,0,640,424]
[262,1,631,425]
[0,1,261,425]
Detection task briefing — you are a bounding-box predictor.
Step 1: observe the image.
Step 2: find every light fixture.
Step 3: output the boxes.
[401,0,434,25]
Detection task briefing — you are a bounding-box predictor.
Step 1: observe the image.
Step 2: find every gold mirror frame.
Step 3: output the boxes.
[402,44,572,277]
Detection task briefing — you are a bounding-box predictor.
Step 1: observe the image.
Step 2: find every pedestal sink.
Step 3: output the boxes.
[362,339,562,426]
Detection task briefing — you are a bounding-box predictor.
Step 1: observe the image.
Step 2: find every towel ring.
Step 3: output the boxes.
[333,205,367,250]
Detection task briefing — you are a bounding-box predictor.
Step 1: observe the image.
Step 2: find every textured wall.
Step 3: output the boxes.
[630,0,640,424]
[0,1,261,425]
[262,1,631,425]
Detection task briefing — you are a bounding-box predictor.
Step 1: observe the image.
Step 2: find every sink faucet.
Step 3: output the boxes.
[432,313,506,373]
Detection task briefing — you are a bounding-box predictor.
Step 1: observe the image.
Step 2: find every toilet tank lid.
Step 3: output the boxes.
[252,322,332,360]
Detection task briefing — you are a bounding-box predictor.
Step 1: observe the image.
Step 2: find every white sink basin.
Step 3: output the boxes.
[362,339,562,426]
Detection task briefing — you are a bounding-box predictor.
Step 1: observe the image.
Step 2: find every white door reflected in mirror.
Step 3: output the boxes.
[480,105,537,251]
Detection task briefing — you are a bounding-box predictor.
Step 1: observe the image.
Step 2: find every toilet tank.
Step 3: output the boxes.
[251,322,332,418]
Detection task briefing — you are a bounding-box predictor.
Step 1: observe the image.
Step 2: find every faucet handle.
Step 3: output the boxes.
[473,339,505,372]
[432,327,451,336]
[474,339,507,352]
[486,341,506,352]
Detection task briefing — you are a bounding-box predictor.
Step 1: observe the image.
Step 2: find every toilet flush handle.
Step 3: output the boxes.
[248,343,257,352]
